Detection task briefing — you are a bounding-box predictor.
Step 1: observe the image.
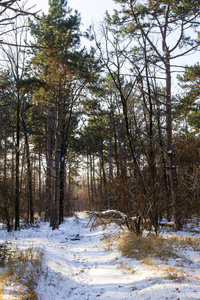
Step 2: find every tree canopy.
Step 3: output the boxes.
[0,0,199,233]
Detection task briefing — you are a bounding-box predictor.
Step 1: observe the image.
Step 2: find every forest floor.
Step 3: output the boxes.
[0,212,200,299]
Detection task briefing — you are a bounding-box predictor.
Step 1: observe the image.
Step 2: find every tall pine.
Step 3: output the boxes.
[29,0,98,229]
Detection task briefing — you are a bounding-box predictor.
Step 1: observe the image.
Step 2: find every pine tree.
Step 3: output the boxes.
[29,0,99,229]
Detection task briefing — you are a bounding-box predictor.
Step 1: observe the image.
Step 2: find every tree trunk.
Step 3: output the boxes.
[92,153,97,203]
[109,129,113,183]
[0,112,2,144]
[116,117,126,177]
[22,112,34,225]
[52,82,62,230]
[45,103,52,222]
[4,112,11,232]
[87,154,91,208]
[60,119,72,220]
[15,89,20,230]
[4,111,7,181]
[59,155,65,223]
[90,154,94,207]
[114,119,120,177]
[66,162,72,215]
[165,56,182,230]
[38,142,42,217]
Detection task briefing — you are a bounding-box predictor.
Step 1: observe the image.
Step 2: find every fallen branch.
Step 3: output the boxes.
[86,210,143,235]
[87,210,127,230]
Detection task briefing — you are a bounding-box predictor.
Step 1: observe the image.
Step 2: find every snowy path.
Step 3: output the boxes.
[36,216,136,299]
[1,213,200,299]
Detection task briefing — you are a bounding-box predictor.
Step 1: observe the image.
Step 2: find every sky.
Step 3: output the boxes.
[27,0,118,28]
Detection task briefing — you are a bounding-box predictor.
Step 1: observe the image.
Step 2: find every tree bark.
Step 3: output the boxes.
[87,154,91,208]
[165,55,182,230]
[4,111,7,182]
[38,141,42,217]
[116,117,126,177]
[59,102,73,221]
[90,154,94,207]
[22,110,34,225]
[52,82,62,230]
[59,154,65,223]
[45,103,52,222]
[15,89,20,230]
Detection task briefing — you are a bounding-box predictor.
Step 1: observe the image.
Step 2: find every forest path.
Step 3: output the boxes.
[1,213,200,299]
[36,214,135,299]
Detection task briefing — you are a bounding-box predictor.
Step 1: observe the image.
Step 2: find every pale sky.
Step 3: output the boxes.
[27,0,118,27]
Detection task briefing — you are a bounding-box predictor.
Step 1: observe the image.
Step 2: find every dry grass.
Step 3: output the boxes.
[117,232,178,261]
[162,265,188,282]
[99,228,200,285]
[101,231,122,252]
[0,243,44,299]
[115,232,200,283]
[166,235,200,251]
[116,261,136,274]
[117,232,200,262]
[141,257,158,267]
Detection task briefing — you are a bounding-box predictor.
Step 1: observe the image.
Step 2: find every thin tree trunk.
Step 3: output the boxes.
[101,156,107,193]
[90,154,94,207]
[33,154,36,213]
[99,160,103,201]
[66,162,71,214]
[22,113,34,225]
[92,153,97,198]
[116,117,125,177]
[52,82,62,230]
[60,111,72,221]
[4,111,11,232]
[114,119,120,177]
[45,103,52,222]
[165,56,182,230]
[59,155,65,222]
[0,112,2,144]
[87,154,91,208]
[156,98,171,221]
[38,141,42,217]
[4,112,7,182]
[15,89,20,230]
[109,129,113,183]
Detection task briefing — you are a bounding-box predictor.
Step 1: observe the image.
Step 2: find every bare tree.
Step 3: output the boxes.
[0,0,37,230]
[99,0,200,230]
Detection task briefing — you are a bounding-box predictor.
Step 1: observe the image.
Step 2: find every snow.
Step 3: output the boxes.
[167,150,172,154]
[1,213,200,299]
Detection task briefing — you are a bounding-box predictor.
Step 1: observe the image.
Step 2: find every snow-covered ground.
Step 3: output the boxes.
[1,213,200,299]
